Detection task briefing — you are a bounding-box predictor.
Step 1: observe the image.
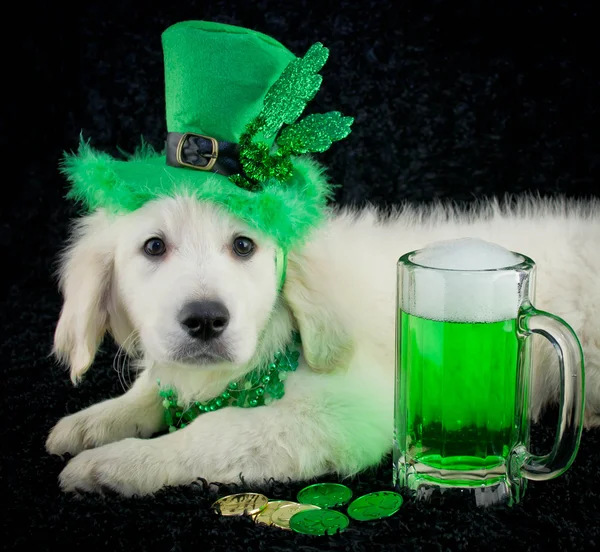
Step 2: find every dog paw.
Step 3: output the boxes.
[46,403,150,456]
[58,439,171,497]
[46,411,95,456]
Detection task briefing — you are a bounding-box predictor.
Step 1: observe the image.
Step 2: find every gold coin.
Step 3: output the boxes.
[270,502,321,530]
[253,500,295,526]
[211,493,269,516]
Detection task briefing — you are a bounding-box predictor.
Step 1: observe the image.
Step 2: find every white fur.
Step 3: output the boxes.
[47,195,600,496]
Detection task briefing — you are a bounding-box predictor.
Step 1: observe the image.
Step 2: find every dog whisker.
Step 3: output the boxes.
[113,330,141,392]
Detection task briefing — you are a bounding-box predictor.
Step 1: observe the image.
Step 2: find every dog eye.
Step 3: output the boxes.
[232,236,255,257]
[143,237,166,257]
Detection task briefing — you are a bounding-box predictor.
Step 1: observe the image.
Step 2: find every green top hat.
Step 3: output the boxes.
[61,20,353,252]
[164,20,293,143]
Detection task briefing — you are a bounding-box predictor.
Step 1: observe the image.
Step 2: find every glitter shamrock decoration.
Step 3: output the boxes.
[230,43,354,190]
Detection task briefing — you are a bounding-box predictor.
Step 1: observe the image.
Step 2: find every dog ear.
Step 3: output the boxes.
[53,211,117,384]
[283,259,354,373]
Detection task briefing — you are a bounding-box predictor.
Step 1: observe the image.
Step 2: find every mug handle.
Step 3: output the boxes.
[515,306,585,481]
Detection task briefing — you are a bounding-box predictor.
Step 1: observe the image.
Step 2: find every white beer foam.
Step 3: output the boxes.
[413,237,521,271]
[403,238,524,323]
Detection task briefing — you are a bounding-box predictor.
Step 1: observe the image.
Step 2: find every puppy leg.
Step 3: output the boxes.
[46,369,165,456]
[58,371,392,496]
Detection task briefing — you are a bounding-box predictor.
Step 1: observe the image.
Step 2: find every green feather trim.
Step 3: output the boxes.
[60,138,333,251]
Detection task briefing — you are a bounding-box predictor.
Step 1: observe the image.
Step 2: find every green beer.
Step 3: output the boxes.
[397,311,520,485]
[395,240,584,506]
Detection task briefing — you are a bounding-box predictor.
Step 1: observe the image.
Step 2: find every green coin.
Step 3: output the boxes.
[297,483,353,508]
[289,509,350,536]
[347,491,404,521]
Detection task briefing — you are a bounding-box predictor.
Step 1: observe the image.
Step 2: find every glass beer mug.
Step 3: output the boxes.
[393,238,585,507]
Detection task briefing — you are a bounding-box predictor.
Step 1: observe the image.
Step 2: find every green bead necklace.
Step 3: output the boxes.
[158,333,301,432]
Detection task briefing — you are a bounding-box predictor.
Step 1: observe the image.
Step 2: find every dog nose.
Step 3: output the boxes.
[178,301,230,340]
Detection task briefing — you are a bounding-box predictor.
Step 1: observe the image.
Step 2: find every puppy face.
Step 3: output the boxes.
[54,195,279,381]
[115,197,278,366]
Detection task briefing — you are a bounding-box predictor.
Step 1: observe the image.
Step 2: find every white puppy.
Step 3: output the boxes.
[46,195,600,496]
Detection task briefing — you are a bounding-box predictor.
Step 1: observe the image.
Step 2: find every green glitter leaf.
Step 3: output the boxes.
[277,112,354,155]
[258,43,329,139]
[229,42,354,190]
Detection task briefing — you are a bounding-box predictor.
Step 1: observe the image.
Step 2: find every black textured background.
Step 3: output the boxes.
[2,1,600,550]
